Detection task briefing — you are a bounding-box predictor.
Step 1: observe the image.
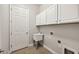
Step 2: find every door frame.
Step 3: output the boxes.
[9,4,30,52]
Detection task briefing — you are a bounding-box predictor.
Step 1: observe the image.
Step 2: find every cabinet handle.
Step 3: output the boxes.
[57,40,61,44]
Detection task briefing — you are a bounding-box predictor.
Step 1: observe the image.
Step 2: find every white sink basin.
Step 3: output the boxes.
[33,33,44,41]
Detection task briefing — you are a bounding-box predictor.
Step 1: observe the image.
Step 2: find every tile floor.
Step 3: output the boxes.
[12,46,51,54]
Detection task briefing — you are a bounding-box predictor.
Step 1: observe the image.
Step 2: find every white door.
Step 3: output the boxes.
[58,4,79,23]
[10,5,29,51]
[46,5,57,24]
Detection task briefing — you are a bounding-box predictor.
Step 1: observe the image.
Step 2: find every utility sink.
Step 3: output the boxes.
[33,33,44,41]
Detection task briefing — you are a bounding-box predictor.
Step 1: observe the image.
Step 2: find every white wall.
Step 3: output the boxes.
[0,5,10,53]
[0,5,2,49]
[40,4,52,12]
[39,4,79,53]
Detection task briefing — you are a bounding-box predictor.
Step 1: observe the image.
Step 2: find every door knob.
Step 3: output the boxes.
[26,32,28,34]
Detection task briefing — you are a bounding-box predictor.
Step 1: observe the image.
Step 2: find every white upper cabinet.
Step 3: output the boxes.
[36,14,41,25]
[36,4,79,26]
[36,10,47,26]
[36,4,58,26]
[58,4,79,23]
[40,10,46,25]
[47,5,57,24]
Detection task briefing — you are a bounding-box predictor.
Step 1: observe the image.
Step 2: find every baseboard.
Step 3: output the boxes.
[43,45,57,54]
[6,50,11,54]
[1,50,10,54]
[28,44,33,47]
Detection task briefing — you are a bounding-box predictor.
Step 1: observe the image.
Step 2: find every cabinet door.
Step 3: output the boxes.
[36,14,41,25]
[59,4,79,23]
[45,35,63,54]
[40,11,46,25]
[47,5,57,24]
